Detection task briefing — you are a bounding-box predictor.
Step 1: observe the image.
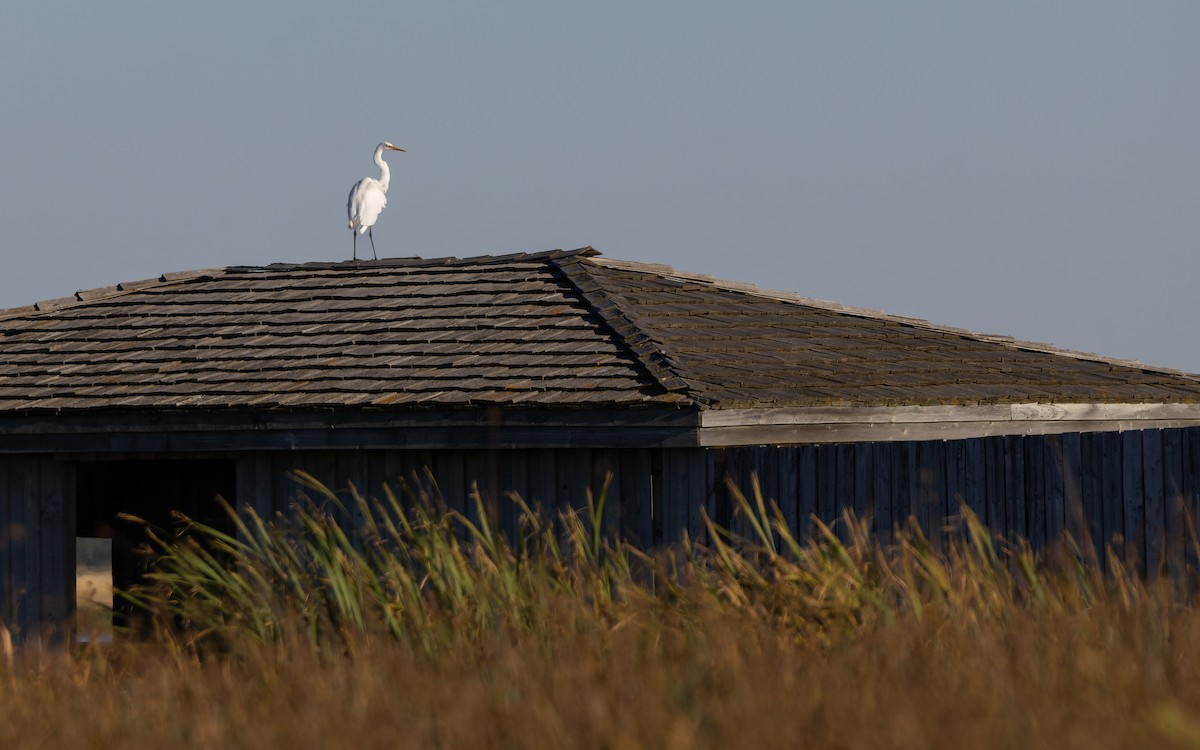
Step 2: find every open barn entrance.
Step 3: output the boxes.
[74,459,237,630]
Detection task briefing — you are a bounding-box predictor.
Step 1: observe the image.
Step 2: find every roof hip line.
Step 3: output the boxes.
[549,253,693,396]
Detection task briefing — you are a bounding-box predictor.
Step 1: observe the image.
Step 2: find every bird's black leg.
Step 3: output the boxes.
[352,231,358,261]
[368,228,378,260]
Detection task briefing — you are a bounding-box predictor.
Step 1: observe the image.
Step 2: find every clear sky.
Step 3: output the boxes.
[2,2,1197,371]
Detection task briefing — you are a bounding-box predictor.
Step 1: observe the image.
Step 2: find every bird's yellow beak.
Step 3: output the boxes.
[389,145,406,152]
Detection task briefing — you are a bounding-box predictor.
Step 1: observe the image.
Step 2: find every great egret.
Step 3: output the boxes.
[347,142,406,260]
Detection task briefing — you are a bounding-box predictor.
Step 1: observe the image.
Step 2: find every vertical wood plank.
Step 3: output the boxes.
[61,462,78,633]
[1003,435,1026,545]
[38,458,68,633]
[816,445,838,527]
[1024,436,1045,549]
[338,449,369,499]
[748,446,762,533]
[660,449,689,546]
[1184,429,1200,574]
[234,457,256,520]
[889,443,915,537]
[835,444,857,539]
[434,450,467,517]
[870,443,892,546]
[1043,434,1066,545]
[720,447,741,536]
[553,449,592,548]
[1122,430,1145,570]
[382,449,405,501]
[462,449,491,530]
[853,443,874,534]
[1065,432,1084,544]
[397,450,427,506]
[287,452,321,508]
[707,448,729,543]
[271,454,296,515]
[555,449,592,516]
[777,447,799,540]
[750,447,776,519]
[591,449,619,539]
[20,458,39,632]
[498,449,527,543]
[404,449,436,504]
[687,448,709,546]
[798,446,819,542]
[1079,432,1103,562]
[1142,430,1165,576]
[588,451,614,537]
[343,449,371,532]
[906,442,921,536]
[0,457,10,627]
[962,438,987,526]
[1061,432,1084,547]
[1162,429,1186,578]
[933,440,949,548]
[729,445,750,523]
[1099,431,1124,563]
[985,437,1007,540]
[912,441,931,543]
[316,451,342,518]
[7,457,29,633]
[619,448,654,549]
[915,441,943,548]
[943,439,963,537]
[526,448,557,519]
[365,450,387,504]
[650,449,664,548]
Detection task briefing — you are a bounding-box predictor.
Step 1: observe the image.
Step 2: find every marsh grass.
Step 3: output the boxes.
[4,471,1200,749]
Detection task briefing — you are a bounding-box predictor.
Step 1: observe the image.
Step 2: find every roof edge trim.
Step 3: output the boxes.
[700,402,1200,445]
[701,402,1200,428]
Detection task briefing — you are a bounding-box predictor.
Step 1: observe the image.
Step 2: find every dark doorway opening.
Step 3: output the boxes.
[75,459,237,627]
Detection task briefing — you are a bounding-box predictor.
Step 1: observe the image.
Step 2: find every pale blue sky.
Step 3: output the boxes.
[2,2,1198,371]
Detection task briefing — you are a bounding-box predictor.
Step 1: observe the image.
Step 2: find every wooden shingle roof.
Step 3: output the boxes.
[1,247,1198,416]
[577,256,1200,408]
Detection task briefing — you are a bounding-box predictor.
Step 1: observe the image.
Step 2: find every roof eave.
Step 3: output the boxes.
[698,402,1200,446]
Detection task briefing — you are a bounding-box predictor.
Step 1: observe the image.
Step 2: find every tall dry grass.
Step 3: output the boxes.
[3,472,1200,749]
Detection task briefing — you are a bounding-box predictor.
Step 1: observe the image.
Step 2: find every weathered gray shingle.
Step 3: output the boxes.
[0,247,1196,414]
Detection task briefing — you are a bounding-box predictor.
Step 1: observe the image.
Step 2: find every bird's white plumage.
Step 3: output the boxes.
[347,141,405,260]
[348,175,387,235]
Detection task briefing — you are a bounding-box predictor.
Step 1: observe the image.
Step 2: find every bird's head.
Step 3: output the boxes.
[382,142,406,153]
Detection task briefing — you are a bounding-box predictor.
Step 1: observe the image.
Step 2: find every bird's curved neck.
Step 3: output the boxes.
[374,145,392,192]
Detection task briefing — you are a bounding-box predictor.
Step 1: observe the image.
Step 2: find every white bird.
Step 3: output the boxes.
[347,142,406,260]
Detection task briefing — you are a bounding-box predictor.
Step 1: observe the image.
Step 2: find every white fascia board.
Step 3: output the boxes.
[698,403,1200,446]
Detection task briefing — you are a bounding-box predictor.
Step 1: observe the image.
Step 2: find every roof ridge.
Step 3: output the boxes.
[548,254,695,397]
[0,248,601,322]
[224,247,599,274]
[590,256,1200,382]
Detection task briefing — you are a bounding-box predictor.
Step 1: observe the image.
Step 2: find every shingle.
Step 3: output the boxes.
[563,255,1200,408]
[1,247,1198,414]
[0,250,674,411]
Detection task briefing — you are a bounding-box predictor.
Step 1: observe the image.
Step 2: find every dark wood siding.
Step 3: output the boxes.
[234,448,661,548]
[0,456,73,637]
[705,428,1200,573]
[5,427,1200,637]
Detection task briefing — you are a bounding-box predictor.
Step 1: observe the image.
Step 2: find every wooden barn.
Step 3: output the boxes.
[2,247,1200,636]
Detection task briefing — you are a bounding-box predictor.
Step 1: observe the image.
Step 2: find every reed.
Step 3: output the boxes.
[0,472,1196,749]
[125,470,1165,654]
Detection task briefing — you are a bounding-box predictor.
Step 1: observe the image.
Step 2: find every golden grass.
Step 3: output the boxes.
[4,590,1200,749]
[2,474,1200,749]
